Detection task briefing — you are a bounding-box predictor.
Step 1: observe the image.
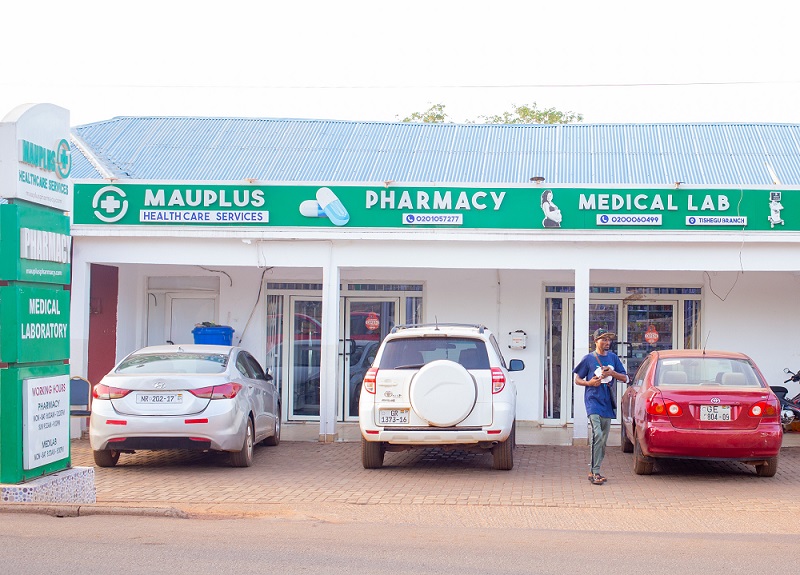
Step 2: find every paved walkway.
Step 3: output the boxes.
[65,437,800,517]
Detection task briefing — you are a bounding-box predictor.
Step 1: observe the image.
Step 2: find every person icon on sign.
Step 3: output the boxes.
[541,189,562,228]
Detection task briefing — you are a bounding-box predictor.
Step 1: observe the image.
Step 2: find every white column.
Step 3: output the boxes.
[572,266,590,444]
[319,244,340,442]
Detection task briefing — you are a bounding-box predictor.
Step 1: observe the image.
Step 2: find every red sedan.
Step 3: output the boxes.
[620,349,782,477]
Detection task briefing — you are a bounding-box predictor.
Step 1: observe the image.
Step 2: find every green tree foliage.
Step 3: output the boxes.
[400,103,450,124]
[400,102,583,124]
[480,103,583,125]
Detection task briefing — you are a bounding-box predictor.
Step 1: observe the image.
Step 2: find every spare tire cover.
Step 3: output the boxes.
[409,360,477,427]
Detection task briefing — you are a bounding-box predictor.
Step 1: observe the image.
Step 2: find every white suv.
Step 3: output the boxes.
[358,323,525,470]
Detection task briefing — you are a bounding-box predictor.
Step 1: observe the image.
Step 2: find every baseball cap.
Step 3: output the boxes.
[593,328,616,340]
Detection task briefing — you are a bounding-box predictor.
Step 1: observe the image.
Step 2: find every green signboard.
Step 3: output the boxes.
[73,182,795,231]
[0,201,71,284]
[0,283,70,364]
[0,362,70,483]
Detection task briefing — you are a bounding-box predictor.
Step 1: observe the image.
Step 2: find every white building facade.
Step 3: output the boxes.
[68,179,800,443]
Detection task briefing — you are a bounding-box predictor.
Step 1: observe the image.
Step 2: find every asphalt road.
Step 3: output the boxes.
[2,505,797,575]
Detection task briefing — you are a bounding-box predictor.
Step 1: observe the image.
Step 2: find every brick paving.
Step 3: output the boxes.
[69,438,800,514]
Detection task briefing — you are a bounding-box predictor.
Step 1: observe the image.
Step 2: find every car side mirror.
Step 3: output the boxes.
[508,359,525,372]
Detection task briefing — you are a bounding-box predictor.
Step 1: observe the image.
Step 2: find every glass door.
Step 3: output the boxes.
[287,298,323,420]
[587,301,621,423]
[622,302,676,376]
[284,296,402,421]
[342,298,398,420]
[560,300,621,423]
[543,298,564,420]
[546,292,690,426]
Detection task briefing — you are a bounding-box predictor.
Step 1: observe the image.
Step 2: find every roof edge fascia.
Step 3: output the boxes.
[70,130,120,180]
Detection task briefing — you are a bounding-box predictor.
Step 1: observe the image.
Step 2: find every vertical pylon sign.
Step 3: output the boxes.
[0,103,73,483]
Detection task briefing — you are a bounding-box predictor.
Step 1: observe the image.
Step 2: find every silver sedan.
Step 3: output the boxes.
[89,344,280,467]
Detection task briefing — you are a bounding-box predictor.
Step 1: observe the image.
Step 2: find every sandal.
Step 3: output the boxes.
[588,473,606,485]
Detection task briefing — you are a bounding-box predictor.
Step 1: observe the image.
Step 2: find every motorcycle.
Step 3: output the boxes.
[770,368,800,431]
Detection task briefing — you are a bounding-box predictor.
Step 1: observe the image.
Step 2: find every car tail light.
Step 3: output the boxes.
[363,368,378,394]
[645,392,682,418]
[749,399,779,419]
[646,398,666,416]
[491,368,506,394]
[667,402,683,416]
[93,384,131,400]
[190,383,242,400]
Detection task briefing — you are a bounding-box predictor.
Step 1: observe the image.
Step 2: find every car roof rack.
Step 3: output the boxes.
[390,323,486,334]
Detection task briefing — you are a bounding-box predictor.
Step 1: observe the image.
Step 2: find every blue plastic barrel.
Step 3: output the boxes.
[191,326,234,345]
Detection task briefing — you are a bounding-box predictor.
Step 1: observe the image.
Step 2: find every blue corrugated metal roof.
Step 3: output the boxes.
[69,117,800,186]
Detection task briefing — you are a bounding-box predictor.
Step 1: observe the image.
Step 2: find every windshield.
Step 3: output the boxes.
[656,357,764,388]
[116,353,228,374]
[379,337,489,369]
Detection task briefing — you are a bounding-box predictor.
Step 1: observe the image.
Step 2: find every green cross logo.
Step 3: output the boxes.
[92,185,128,223]
[55,139,71,179]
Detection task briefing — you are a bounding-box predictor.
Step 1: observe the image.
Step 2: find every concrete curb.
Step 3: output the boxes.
[0,502,189,519]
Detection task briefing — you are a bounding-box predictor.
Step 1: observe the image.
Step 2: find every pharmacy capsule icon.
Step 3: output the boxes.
[299,199,325,218]
[316,187,350,226]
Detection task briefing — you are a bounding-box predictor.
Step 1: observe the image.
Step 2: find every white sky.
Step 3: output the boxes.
[2,0,799,127]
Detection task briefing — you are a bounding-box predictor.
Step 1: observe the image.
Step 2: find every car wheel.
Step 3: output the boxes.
[633,434,654,475]
[755,456,778,477]
[230,417,255,467]
[491,423,515,470]
[621,422,634,453]
[93,449,120,467]
[263,404,281,446]
[361,436,385,469]
[409,360,477,426]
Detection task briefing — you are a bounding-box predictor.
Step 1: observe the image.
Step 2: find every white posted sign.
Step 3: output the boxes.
[0,103,72,211]
[22,374,70,469]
